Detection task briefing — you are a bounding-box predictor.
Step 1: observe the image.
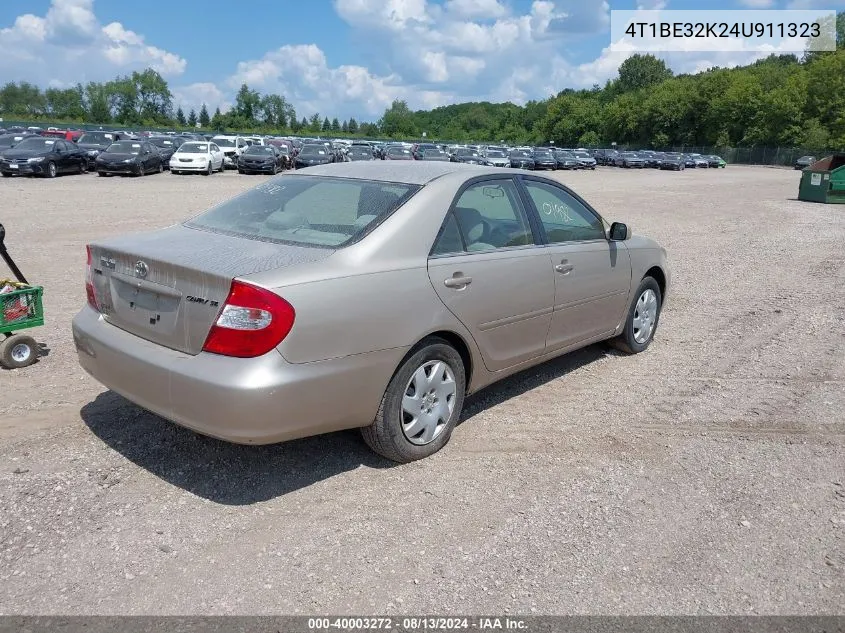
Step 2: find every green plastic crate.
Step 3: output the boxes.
[0,283,44,334]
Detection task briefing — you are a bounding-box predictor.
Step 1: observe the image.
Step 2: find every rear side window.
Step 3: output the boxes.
[185,176,419,248]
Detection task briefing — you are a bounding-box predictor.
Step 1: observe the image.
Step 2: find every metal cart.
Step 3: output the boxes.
[0,223,44,369]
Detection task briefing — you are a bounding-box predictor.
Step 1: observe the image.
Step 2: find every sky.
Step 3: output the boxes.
[0,0,842,121]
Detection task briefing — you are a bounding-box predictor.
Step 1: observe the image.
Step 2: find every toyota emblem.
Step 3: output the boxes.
[134,261,149,278]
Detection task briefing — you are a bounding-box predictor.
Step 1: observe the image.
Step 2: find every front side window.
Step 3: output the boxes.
[450,180,533,252]
[523,181,605,243]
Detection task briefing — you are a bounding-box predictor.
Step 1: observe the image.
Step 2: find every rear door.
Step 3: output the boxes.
[427,177,554,372]
[518,177,631,353]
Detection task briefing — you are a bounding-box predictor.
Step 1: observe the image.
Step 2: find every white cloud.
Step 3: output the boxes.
[171,82,230,115]
[0,0,186,86]
[737,0,776,7]
[444,0,508,19]
[227,44,409,118]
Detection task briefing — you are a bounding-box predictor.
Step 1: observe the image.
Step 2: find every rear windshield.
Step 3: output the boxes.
[185,176,419,248]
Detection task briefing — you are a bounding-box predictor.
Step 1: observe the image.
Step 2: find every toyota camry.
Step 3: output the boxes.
[73,162,669,463]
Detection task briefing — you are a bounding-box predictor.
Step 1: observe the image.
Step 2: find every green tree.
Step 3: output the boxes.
[45,86,85,120]
[176,106,186,126]
[301,116,309,130]
[199,103,210,127]
[341,120,349,133]
[260,94,288,128]
[210,107,224,131]
[84,82,111,123]
[187,108,198,127]
[133,69,172,121]
[331,117,340,131]
[308,113,321,132]
[379,100,417,137]
[322,116,331,132]
[348,117,359,134]
[234,83,261,122]
[612,54,673,94]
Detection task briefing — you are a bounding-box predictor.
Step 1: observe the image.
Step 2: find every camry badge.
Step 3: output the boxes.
[134,261,149,278]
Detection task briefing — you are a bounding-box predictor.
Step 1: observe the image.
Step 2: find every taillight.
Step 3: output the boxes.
[202,280,295,358]
[85,245,99,311]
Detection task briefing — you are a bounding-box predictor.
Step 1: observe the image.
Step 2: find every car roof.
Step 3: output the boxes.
[295,161,501,185]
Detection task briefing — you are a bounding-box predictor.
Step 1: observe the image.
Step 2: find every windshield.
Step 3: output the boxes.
[555,151,575,158]
[0,136,25,148]
[622,152,638,158]
[455,149,478,157]
[534,149,553,157]
[106,141,142,154]
[245,146,275,156]
[350,148,372,156]
[423,150,446,157]
[78,132,114,145]
[301,145,328,156]
[574,152,591,158]
[149,138,176,148]
[388,148,411,155]
[12,138,59,151]
[510,150,531,157]
[486,150,506,158]
[186,176,419,248]
[214,138,236,148]
[178,143,208,153]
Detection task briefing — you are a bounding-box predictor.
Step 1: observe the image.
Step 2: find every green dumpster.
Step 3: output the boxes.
[798,153,845,204]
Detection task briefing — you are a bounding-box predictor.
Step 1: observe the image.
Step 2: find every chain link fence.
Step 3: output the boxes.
[612,145,842,167]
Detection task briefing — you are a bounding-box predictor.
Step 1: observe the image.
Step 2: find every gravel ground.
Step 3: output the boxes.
[0,166,842,615]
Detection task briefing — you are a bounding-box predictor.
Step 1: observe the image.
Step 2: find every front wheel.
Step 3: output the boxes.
[609,277,662,354]
[361,338,466,463]
[45,161,57,178]
[0,334,39,369]
[204,162,212,176]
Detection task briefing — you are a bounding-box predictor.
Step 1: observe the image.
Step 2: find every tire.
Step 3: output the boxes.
[361,337,466,463]
[78,161,86,174]
[1,172,11,178]
[238,169,245,175]
[218,160,225,173]
[204,162,212,176]
[158,162,164,173]
[172,170,180,175]
[0,334,39,369]
[272,163,278,175]
[45,161,57,178]
[609,277,662,355]
[97,171,107,177]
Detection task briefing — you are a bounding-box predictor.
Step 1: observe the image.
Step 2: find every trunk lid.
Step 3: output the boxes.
[89,224,333,354]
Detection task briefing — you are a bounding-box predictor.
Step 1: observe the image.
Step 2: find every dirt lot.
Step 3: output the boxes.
[0,166,843,615]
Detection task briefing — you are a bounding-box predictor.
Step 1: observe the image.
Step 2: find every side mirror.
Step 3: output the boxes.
[609,222,630,241]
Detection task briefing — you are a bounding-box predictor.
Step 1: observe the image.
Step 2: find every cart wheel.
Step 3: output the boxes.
[0,334,39,369]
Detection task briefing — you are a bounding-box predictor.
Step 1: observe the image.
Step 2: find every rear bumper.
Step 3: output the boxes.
[71,306,403,444]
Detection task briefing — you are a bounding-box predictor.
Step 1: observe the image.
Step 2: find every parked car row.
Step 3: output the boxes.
[0,126,728,179]
[594,148,727,169]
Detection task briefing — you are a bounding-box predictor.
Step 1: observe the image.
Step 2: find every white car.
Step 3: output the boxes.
[212,135,249,168]
[169,141,225,175]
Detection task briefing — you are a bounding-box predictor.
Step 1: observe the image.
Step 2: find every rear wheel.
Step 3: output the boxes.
[361,338,465,463]
[0,334,39,369]
[609,277,662,354]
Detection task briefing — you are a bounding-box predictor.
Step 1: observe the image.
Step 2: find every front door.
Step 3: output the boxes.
[427,178,554,372]
[519,178,632,353]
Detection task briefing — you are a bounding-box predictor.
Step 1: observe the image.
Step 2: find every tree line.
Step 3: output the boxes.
[0,13,842,150]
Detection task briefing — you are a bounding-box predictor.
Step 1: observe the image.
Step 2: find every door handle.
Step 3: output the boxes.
[444,275,472,288]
